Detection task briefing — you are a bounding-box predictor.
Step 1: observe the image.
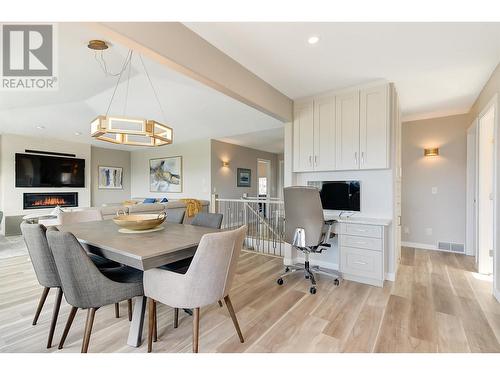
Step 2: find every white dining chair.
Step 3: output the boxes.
[144,225,247,353]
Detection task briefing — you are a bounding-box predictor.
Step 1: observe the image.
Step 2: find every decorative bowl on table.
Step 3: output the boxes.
[112,211,166,231]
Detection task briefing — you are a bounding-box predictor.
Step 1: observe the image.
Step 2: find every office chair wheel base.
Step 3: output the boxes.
[305,275,309,279]
[285,267,290,272]
[309,286,317,294]
[334,279,340,286]
[277,278,284,285]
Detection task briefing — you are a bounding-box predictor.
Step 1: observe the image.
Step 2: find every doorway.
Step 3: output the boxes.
[477,104,496,275]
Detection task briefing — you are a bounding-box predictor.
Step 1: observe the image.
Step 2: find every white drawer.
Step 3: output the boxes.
[342,235,382,251]
[344,223,382,238]
[341,246,383,280]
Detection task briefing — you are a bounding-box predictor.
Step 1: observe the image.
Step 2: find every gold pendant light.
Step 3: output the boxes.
[90,46,173,147]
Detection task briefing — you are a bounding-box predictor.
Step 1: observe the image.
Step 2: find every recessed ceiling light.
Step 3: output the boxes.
[308,36,320,45]
[36,125,45,130]
[75,132,82,136]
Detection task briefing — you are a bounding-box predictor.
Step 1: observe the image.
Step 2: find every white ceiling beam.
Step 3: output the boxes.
[86,22,292,122]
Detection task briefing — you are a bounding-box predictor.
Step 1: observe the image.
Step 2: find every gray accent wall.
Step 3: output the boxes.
[211,139,279,199]
[91,146,131,207]
[402,114,469,247]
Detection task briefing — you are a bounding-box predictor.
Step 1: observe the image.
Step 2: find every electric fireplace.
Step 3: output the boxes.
[23,192,78,209]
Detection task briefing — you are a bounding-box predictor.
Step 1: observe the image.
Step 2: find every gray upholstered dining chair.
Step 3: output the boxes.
[165,209,185,224]
[46,230,144,353]
[40,209,131,319]
[160,212,224,322]
[20,222,130,349]
[144,225,246,353]
[58,208,103,225]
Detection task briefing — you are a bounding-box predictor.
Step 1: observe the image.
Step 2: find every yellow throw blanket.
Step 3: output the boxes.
[180,199,202,218]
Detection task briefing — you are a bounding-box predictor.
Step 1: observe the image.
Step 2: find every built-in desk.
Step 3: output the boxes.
[284,214,392,287]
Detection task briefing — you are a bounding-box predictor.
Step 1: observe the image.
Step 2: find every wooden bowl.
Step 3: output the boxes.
[112,211,166,231]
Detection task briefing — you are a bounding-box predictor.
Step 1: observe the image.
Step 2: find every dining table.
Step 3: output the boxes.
[57,219,221,347]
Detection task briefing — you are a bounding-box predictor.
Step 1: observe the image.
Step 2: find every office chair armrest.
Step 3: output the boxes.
[324,219,336,225]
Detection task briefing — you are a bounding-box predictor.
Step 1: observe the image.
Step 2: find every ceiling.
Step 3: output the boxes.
[217,127,284,154]
[0,23,283,151]
[185,22,500,121]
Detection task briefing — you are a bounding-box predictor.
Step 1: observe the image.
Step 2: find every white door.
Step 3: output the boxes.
[360,84,390,169]
[335,90,360,170]
[313,95,336,171]
[466,121,478,257]
[293,101,314,172]
[478,106,495,274]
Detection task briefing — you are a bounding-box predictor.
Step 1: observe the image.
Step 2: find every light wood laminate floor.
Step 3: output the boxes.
[1,248,499,353]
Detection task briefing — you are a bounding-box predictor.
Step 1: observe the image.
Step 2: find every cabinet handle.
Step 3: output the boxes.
[353,261,368,265]
[309,155,312,166]
[361,152,365,166]
[314,155,318,166]
[354,152,358,165]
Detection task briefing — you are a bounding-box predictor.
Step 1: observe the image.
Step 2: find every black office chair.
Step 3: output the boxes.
[277,186,341,294]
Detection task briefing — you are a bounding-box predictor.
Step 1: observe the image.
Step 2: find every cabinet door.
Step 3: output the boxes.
[292,101,314,172]
[360,84,389,169]
[313,96,335,171]
[335,91,360,170]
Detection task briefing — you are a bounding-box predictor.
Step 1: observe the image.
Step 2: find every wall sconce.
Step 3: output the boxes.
[222,161,230,167]
[424,147,439,157]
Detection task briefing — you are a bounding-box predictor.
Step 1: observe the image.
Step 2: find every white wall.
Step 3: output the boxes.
[0,134,91,235]
[401,114,469,249]
[130,139,211,201]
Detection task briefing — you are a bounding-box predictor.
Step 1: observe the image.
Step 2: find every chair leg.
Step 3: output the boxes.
[47,287,63,348]
[218,300,223,307]
[173,308,179,328]
[192,307,200,353]
[115,302,119,318]
[224,295,244,343]
[58,306,78,349]
[81,308,97,353]
[127,299,133,322]
[153,301,158,342]
[33,287,50,325]
[147,298,155,353]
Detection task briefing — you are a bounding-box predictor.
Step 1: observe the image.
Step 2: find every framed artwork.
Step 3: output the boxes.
[237,168,251,187]
[149,156,182,193]
[98,166,123,189]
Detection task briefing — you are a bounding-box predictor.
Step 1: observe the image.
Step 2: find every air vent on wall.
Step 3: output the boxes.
[438,241,465,253]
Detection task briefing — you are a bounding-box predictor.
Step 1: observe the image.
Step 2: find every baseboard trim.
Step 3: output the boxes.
[385,272,395,282]
[494,287,500,303]
[401,241,437,251]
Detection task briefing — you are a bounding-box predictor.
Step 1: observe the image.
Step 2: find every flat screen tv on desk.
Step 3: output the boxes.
[308,180,360,212]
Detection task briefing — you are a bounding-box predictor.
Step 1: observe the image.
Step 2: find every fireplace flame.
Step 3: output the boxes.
[32,197,68,206]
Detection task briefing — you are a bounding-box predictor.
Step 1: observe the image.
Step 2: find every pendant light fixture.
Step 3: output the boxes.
[89,43,173,147]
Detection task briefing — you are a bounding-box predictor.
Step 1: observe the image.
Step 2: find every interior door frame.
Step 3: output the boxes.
[466,120,478,258]
[475,94,498,294]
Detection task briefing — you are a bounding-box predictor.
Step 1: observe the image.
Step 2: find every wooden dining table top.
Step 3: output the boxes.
[57,219,221,270]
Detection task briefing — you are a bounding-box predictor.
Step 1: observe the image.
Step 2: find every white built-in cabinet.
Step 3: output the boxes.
[293,83,390,172]
[359,84,390,169]
[292,101,314,172]
[335,90,360,170]
[293,96,335,172]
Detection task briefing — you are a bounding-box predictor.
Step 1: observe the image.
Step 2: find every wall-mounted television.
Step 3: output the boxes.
[308,180,360,211]
[15,153,85,188]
